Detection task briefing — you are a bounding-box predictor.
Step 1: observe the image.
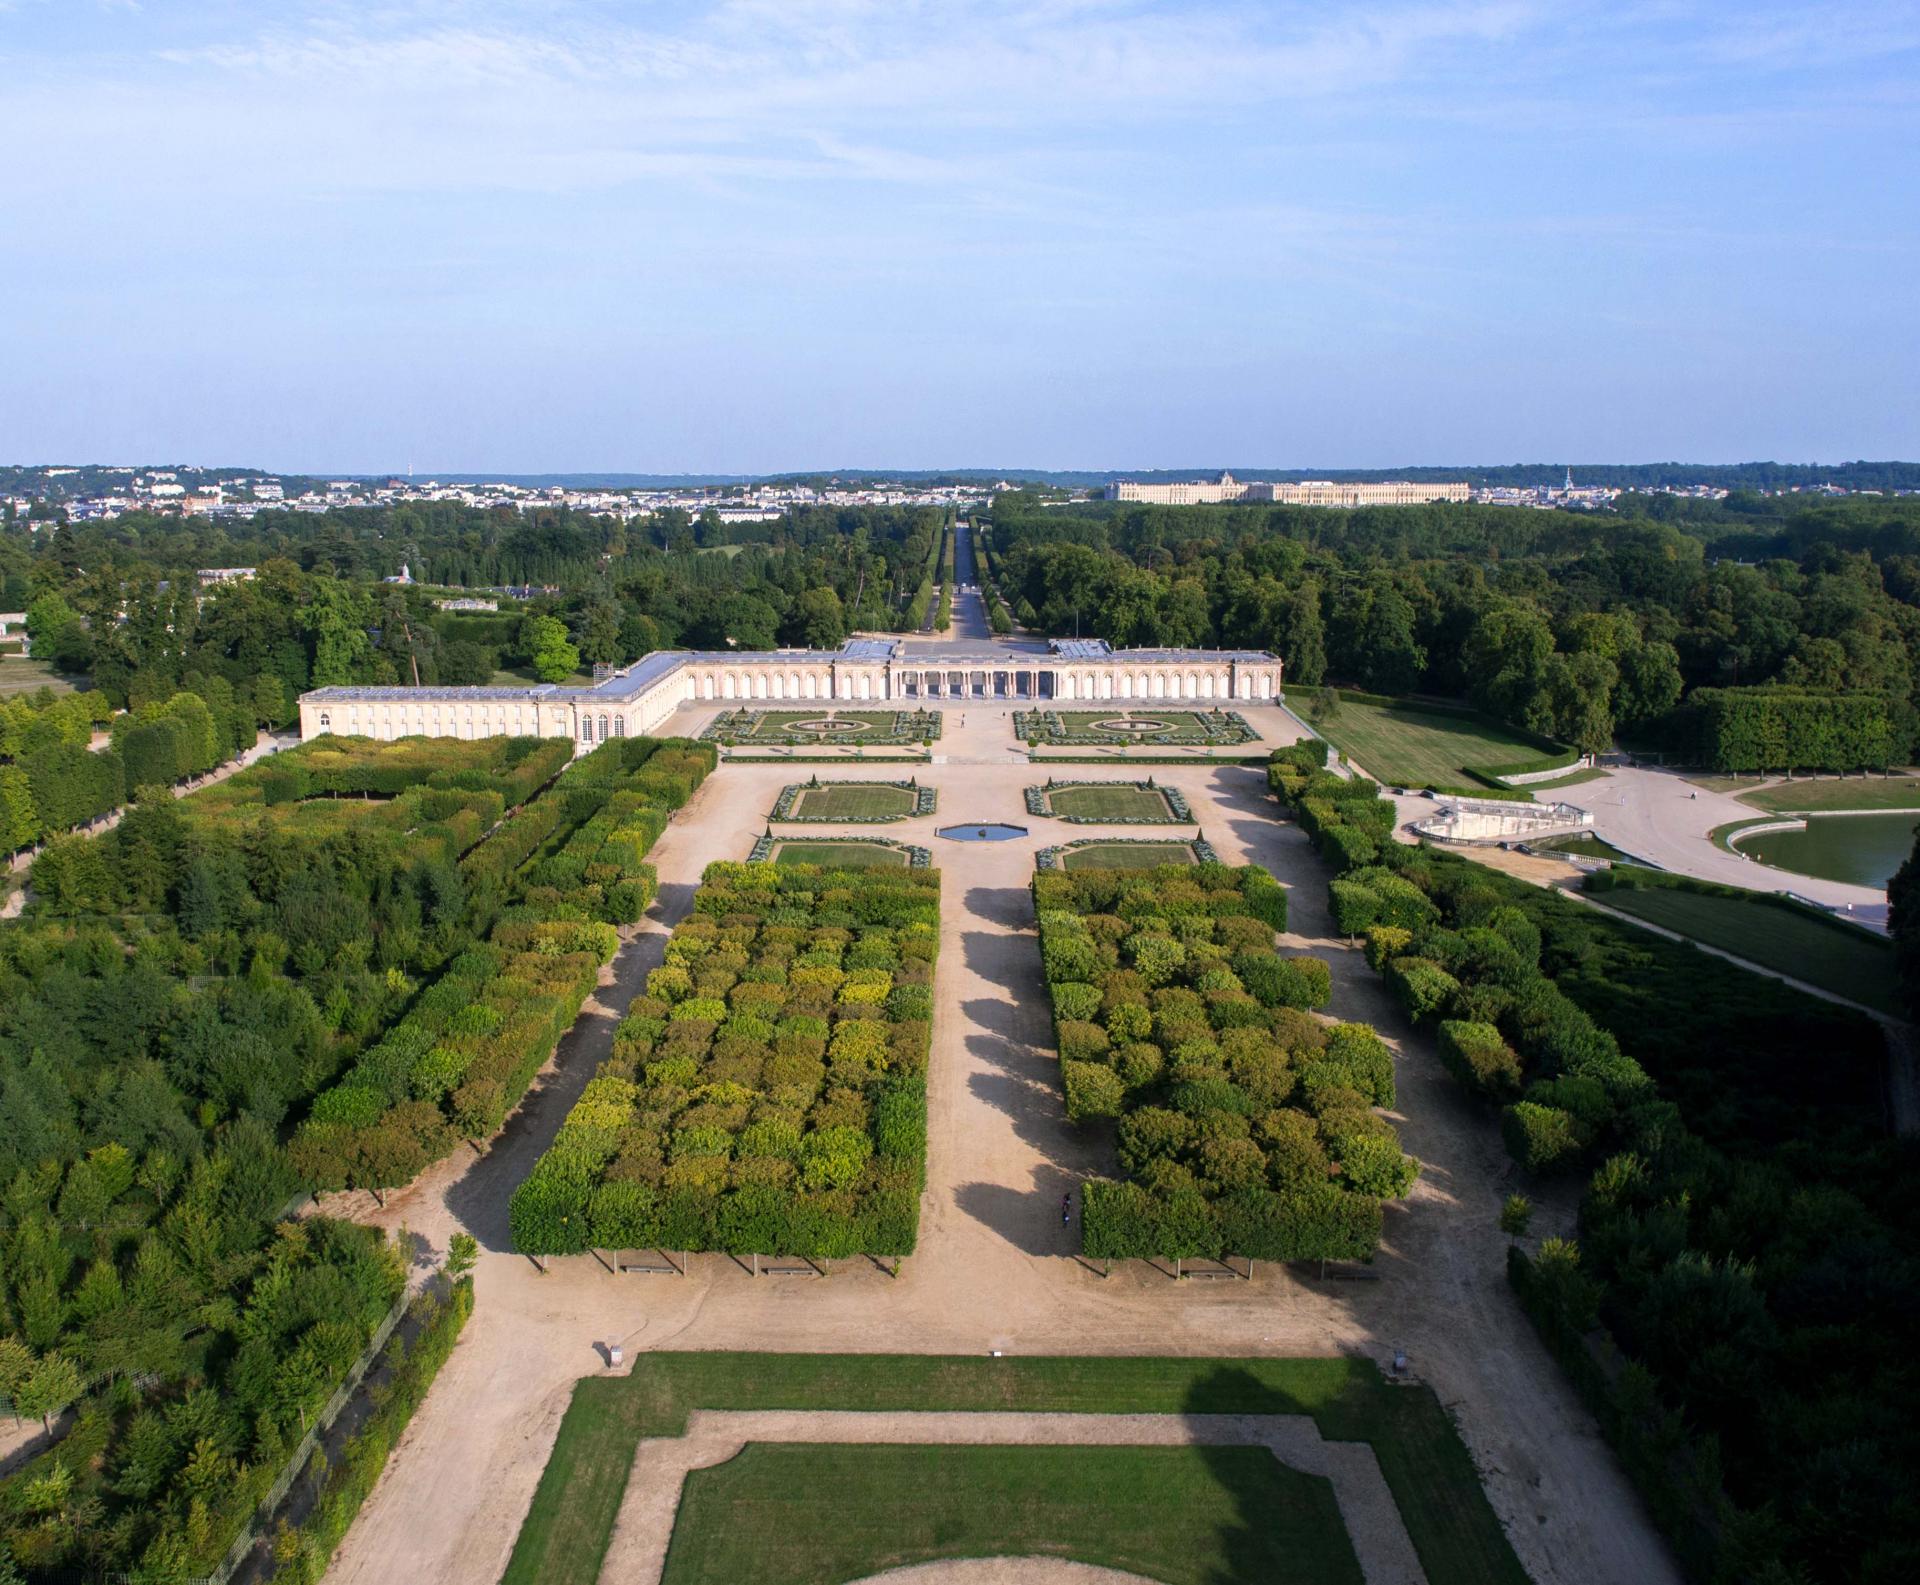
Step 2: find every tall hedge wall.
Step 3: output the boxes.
[509,859,940,1259]
[1683,685,1904,772]
[1033,860,1412,1264]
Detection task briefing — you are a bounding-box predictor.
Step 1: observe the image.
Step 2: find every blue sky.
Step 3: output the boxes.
[2,0,1916,472]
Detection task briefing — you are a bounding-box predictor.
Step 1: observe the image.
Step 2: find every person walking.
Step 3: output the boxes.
[1061,1192,1072,1227]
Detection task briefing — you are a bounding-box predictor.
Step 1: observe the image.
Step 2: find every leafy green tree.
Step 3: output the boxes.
[518,615,579,683]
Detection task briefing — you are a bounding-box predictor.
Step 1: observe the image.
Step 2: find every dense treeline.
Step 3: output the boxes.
[1,502,951,710]
[510,861,939,1259]
[1270,741,1913,1581]
[989,491,1920,765]
[1,677,273,853]
[0,733,707,1579]
[1035,862,1415,1264]
[291,738,714,1192]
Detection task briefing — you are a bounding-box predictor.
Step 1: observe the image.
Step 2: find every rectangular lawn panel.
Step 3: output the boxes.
[772,839,909,866]
[502,1354,1525,1585]
[661,1442,1361,1585]
[1310,698,1556,789]
[1047,784,1179,822]
[1060,840,1196,868]
[791,784,916,820]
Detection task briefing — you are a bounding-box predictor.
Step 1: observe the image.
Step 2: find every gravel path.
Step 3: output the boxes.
[321,704,1679,1585]
[601,1410,1420,1585]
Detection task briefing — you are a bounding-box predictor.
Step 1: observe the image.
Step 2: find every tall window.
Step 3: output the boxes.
[580,716,594,742]
[612,716,626,737]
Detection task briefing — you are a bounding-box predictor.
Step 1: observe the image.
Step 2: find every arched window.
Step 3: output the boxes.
[580,716,595,742]
[613,716,626,737]
[318,711,330,728]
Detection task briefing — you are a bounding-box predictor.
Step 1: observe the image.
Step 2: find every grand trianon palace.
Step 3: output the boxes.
[297,638,1284,746]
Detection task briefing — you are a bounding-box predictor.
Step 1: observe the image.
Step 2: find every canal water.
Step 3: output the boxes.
[1736,812,1920,888]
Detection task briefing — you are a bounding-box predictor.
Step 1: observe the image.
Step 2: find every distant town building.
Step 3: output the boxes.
[1105,472,1469,506]
[196,567,257,586]
[437,597,499,612]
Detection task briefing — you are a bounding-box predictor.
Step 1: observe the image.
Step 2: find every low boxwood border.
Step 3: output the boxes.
[1025,779,1193,824]
[771,778,936,823]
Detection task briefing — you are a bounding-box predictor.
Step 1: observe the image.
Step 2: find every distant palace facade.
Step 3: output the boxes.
[1106,472,1469,507]
[297,638,1282,745]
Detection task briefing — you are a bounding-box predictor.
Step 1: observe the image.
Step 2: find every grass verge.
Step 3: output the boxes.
[502,1353,1526,1585]
[1737,776,1920,813]
[1585,883,1897,1015]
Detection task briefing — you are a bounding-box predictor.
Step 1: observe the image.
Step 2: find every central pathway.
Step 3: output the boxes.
[321,706,1678,1585]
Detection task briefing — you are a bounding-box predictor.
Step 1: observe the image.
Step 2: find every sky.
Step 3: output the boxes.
[1,0,1917,474]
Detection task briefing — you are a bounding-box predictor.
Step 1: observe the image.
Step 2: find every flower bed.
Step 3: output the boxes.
[1036,837,1219,870]
[1032,861,1414,1265]
[771,778,936,823]
[1025,779,1192,824]
[509,860,941,1259]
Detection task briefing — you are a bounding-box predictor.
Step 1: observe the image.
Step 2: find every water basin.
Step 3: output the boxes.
[938,823,1028,842]
[1733,811,1919,889]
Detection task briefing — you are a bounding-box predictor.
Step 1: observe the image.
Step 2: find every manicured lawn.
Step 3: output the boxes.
[662,1442,1359,1585]
[1310,699,1558,790]
[1589,886,1897,1015]
[502,1354,1526,1585]
[1061,841,1196,869]
[769,840,908,867]
[790,784,916,820]
[0,659,83,697]
[1047,784,1181,822]
[1739,777,1920,813]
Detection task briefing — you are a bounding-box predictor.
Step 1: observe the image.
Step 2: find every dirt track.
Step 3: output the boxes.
[320,707,1679,1585]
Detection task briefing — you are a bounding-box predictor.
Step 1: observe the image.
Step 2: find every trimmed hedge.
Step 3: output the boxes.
[1033,862,1412,1264]
[509,860,941,1259]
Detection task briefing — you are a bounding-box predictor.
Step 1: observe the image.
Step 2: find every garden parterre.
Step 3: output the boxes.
[509,860,940,1260]
[1015,709,1257,747]
[771,778,935,822]
[702,709,941,747]
[1033,862,1418,1264]
[1037,837,1216,870]
[1027,779,1192,824]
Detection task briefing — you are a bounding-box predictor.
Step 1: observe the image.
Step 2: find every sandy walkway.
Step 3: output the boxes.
[602,1410,1419,1585]
[321,703,1678,1585]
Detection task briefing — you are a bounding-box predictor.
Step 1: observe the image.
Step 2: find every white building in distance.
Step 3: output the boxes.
[1106,472,1469,507]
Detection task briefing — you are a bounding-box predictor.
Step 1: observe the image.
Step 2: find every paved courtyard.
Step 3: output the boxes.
[318,704,1679,1585]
